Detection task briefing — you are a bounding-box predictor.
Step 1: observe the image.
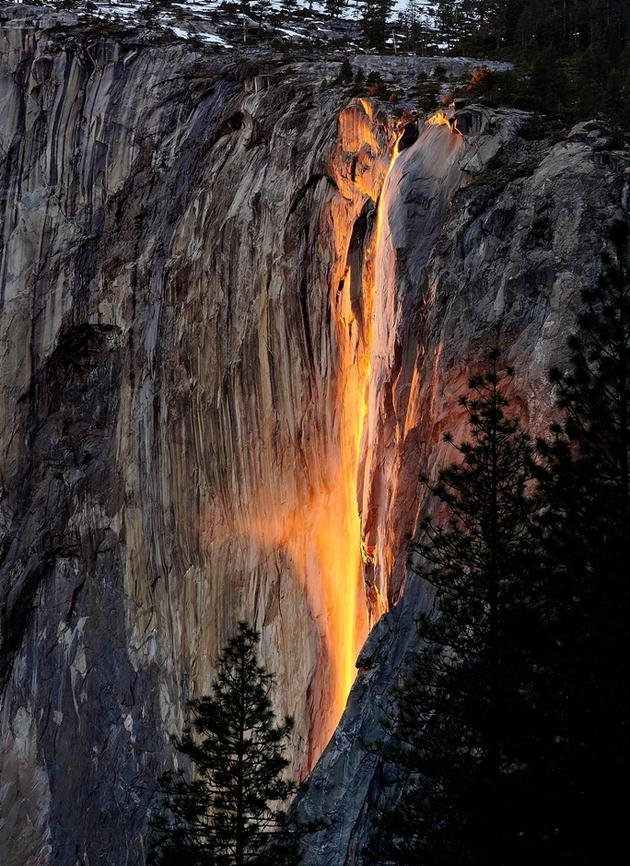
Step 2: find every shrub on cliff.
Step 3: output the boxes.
[365,70,388,98]
[335,57,354,85]
[149,623,302,866]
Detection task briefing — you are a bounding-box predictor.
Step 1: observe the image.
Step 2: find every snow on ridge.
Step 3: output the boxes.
[49,1,428,25]
[9,0,439,52]
[199,30,233,47]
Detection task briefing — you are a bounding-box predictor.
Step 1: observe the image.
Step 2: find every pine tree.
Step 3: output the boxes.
[535,219,630,861]
[361,0,393,49]
[254,0,273,28]
[150,623,301,866]
[335,57,354,84]
[432,0,464,50]
[366,353,548,866]
[397,0,431,54]
[280,0,299,15]
[429,0,629,61]
[325,0,347,18]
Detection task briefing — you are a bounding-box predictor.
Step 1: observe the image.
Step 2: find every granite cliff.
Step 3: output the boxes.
[0,5,628,865]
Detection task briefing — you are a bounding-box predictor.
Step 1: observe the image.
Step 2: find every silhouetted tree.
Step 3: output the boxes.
[150,623,301,866]
[254,0,273,28]
[535,219,630,862]
[398,0,431,53]
[366,353,548,865]
[336,57,354,83]
[325,0,347,17]
[361,0,393,49]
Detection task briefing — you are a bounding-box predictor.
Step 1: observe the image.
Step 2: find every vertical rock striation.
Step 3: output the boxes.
[0,8,395,861]
[360,119,466,608]
[0,7,629,866]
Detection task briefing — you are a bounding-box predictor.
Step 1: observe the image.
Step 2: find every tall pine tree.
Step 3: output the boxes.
[361,0,393,49]
[366,354,548,866]
[535,218,630,862]
[150,623,301,866]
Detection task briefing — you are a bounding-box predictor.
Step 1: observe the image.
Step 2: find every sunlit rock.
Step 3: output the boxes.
[0,7,628,866]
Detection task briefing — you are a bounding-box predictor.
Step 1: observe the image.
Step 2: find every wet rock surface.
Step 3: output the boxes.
[0,6,628,866]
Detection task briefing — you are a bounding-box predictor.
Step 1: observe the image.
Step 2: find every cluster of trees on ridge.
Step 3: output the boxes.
[149,219,629,865]
[61,1,629,127]
[366,1,630,127]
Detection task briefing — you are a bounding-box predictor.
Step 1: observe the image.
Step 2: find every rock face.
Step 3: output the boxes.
[296,113,630,864]
[0,6,628,866]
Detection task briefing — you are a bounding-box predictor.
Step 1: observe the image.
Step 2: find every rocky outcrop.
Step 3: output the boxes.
[296,112,630,863]
[0,11,382,861]
[0,6,628,866]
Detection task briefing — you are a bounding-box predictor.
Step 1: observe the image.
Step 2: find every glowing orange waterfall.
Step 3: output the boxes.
[428,109,462,135]
[233,131,403,749]
[328,110,464,735]
[352,136,403,626]
[314,132,406,720]
[202,104,407,767]
[428,111,452,129]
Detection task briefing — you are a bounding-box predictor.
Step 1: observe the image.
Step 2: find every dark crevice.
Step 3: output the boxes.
[288,174,327,217]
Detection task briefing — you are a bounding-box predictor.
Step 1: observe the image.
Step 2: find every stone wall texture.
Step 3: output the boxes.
[0,6,628,866]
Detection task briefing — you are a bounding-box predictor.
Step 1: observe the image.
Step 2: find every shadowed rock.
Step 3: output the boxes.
[0,6,628,866]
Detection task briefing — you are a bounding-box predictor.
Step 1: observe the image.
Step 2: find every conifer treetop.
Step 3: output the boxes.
[150,621,300,866]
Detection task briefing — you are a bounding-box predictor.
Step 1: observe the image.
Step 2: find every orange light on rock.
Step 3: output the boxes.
[428,111,463,137]
[201,102,404,768]
[428,111,452,129]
